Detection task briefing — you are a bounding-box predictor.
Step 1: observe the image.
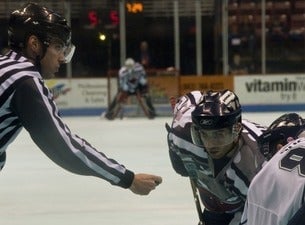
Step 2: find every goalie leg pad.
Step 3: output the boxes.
[105,92,128,120]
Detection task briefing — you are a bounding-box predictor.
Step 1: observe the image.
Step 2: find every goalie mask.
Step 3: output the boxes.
[125,58,135,70]
[191,90,242,158]
[258,113,305,160]
[8,2,75,63]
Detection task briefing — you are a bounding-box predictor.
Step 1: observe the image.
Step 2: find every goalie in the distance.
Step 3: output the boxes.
[104,58,156,120]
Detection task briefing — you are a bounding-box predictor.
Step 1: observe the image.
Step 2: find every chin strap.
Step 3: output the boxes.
[33,39,48,74]
[34,55,42,74]
[225,137,241,159]
[224,124,242,157]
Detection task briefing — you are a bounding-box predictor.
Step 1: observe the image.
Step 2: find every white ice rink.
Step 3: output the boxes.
[0,112,303,225]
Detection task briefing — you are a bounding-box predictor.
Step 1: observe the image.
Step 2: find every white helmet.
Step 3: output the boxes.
[125,58,135,69]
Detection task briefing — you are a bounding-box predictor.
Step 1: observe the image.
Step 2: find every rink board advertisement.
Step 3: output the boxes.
[45,74,305,116]
[234,74,305,111]
[45,79,108,115]
[148,76,179,103]
[45,77,175,116]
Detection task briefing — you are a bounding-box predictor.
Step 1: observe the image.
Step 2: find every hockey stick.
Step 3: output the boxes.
[189,178,205,225]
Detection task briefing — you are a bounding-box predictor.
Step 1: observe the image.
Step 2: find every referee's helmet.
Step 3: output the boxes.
[8,2,73,62]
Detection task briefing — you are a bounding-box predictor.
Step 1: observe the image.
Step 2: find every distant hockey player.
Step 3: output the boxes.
[104,58,156,119]
[241,113,305,225]
[166,89,266,225]
[0,2,162,196]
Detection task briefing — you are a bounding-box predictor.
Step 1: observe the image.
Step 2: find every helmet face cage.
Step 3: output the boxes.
[191,90,242,147]
[191,123,240,148]
[190,124,204,147]
[8,2,73,62]
[258,113,305,160]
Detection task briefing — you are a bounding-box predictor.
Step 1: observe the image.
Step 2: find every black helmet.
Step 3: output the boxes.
[190,90,242,148]
[258,113,305,160]
[8,2,71,50]
[191,89,242,130]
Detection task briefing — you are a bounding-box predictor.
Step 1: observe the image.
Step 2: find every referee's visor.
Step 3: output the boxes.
[63,43,75,64]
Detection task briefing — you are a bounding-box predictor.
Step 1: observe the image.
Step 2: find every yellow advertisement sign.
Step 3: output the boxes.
[148,76,179,103]
[179,75,234,95]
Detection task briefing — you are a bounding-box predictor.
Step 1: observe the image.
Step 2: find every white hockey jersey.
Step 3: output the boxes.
[118,62,147,93]
[241,138,305,225]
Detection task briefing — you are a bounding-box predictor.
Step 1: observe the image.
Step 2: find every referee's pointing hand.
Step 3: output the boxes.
[129,173,163,195]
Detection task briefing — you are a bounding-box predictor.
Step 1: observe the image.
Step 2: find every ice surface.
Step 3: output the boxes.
[0,112,302,225]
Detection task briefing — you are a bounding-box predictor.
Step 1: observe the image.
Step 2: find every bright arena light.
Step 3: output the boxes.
[99,33,106,41]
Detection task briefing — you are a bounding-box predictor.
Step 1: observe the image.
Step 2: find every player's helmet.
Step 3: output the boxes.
[8,2,74,62]
[258,113,305,160]
[191,89,242,147]
[125,58,135,69]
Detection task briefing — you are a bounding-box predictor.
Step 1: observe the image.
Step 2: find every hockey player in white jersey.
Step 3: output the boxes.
[240,113,305,225]
[104,58,156,119]
[166,89,266,225]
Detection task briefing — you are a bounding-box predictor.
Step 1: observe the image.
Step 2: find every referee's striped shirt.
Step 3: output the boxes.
[0,50,134,188]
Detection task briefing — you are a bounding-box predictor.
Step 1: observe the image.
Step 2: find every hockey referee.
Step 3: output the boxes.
[0,2,162,195]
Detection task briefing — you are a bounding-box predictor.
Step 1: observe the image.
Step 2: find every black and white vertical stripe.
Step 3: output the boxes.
[0,51,134,188]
